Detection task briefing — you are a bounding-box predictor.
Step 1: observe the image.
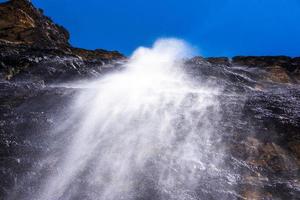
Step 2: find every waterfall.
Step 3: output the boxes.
[27,39,226,200]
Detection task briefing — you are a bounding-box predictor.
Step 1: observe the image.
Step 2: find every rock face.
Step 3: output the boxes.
[0,0,300,200]
[0,0,69,48]
[0,43,124,82]
[183,58,300,199]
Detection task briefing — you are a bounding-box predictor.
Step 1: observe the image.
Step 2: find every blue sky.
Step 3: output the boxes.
[9,1,300,56]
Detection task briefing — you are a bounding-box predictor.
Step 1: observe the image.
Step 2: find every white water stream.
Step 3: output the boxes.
[36,39,224,200]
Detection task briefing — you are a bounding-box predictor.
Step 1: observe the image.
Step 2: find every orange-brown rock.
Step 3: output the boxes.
[265,65,291,83]
[240,137,299,173]
[242,189,273,200]
[0,0,69,48]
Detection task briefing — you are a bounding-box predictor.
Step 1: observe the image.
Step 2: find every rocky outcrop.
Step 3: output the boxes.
[0,0,124,82]
[0,0,69,48]
[187,56,300,84]
[232,56,300,72]
[197,56,300,84]
[206,57,230,66]
[0,43,124,82]
[232,56,300,83]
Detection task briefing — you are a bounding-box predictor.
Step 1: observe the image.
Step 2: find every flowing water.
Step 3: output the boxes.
[6,39,300,200]
[18,39,231,200]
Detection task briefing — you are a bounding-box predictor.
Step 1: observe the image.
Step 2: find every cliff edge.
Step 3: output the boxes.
[0,0,124,82]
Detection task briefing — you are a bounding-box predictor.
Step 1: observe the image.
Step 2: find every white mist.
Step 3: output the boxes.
[36,38,222,200]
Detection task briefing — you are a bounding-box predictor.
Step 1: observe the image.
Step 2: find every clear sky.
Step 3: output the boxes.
[13,1,300,56]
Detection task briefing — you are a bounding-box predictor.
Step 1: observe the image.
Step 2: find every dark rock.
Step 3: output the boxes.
[0,43,124,82]
[185,57,300,199]
[232,56,291,67]
[232,56,300,73]
[206,57,230,66]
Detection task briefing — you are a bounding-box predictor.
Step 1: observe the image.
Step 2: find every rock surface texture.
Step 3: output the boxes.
[0,0,300,200]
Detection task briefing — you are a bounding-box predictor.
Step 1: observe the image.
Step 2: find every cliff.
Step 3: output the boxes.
[0,0,299,200]
[0,0,124,82]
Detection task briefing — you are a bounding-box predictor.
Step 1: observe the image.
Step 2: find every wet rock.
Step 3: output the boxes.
[185,55,300,199]
[0,80,79,197]
[241,189,273,200]
[246,141,298,173]
[232,56,300,83]
[0,43,124,82]
[265,65,291,83]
